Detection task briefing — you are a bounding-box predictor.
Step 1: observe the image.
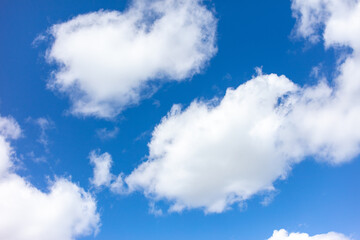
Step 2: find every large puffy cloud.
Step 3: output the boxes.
[122,0,360,213]
[268,229,351,240]
[45,0,217,118]
[126,74,299,213]
[0,115,100,240]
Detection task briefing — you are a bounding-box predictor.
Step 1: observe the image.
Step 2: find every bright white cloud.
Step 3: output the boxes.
[0,115,100,240]
[96,127,119,140]
[0,116,21,140]
[126,73,299,213]
[89,150,113,187]
[89,150,126,194]
[288,0,360,162]
[122,0,360,213]
[268,229,351,240]
[0,117,20,176]
[46,0,217,118]
[292,0,360,49]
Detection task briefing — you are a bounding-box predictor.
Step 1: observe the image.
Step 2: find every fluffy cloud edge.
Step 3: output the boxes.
[89,150,126,194]
[44,0,218,118]
[0,115,100,240]
[269,229,351,240]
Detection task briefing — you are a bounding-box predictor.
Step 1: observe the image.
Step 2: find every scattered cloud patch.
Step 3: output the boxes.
[0,116,20,176]
[109,174,126,194]
[260,190,279,206]
[268,229,351,240]
[0,115,100,240]
[45,0,217,118]
[0,116,21,140]
[26,117,55,151]
[89,150,113,188]
[96,127,119,141]
[148,201,163,216]
[89,150,126,194]
[292,0,360,49]
[121,0,360,213]
[27,151,47,163]
[35,117,54,150]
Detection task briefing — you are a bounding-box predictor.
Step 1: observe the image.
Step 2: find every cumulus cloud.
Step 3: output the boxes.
[121,0,360,213]
[45,0,217,118]
[292,0,360,48]
[0,115,100,240]
[125,74,299,213]
[268,229,351,240]
[89,150,126,194]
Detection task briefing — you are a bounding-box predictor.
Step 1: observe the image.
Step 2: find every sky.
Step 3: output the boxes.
[0,0,360,239]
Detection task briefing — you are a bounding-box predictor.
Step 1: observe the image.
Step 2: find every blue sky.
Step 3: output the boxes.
[0,0,359,240]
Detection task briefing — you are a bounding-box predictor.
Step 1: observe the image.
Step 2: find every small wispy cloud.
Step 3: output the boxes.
[35,117,54,151]
[27,151,47,163]
[260,191,279,207]
[96,127,119,141]
[0,115,100,240]
[26,117,55,151]
[222,73,232,81]
[148,202,163,216]
[134,130,151,142]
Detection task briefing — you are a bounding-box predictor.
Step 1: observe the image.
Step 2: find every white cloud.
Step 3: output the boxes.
[148,201,163,216]
[0,115,100,240]
[0,176,100,240]
[89,150,126,194]
[287,0,360,162]
[0,116,20,176]
[291,0,360,49]
[45,0,217,118]
[110,174,126,194]
[122,0,360,213]
[125,73,299,213]
[268,229,351,240]
[89,150,113,187]
[0,116,21,140]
